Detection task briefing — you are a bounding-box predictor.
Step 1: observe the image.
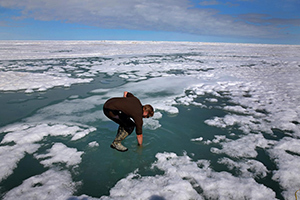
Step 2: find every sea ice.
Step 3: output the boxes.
[0,41,299,199]
[88,141,99,147]
[35,143,84,167]
[269,137,300,200]
[0,122,95,181]
[3,169,78,200]
[99,152,276,200]
[210,133,275,158]
[0,71,92,93]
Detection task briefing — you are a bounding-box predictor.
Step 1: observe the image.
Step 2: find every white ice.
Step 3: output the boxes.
[0,71,92,93]
[210,133,275,158]
[3,169,78,200]
[88,141,99,147]
[35,143,84,167]
[0,123,95,181]
[0,41,300,199]
[269,137,300,199]
[191,137,203,142]
[99,152,276,200]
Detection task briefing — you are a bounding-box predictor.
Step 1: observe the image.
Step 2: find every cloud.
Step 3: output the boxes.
[199,0,221,6]
[198,0,239,7]
[0,0,296,39]
[239,13,300,27]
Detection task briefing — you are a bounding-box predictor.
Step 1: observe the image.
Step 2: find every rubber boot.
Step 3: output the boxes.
[110,126,129,152]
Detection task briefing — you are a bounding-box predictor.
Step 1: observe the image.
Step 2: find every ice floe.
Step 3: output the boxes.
[0,41,300,199]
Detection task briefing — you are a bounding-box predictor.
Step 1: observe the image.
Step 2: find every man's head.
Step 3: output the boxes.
[142,104,154,118]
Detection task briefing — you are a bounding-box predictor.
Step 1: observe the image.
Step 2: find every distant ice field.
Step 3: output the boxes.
[0,41,300,200]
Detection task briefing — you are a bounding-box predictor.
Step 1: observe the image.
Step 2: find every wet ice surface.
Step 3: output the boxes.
[0,41,300,200]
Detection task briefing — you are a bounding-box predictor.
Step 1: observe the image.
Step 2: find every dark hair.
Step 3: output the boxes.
[143,104,154,117]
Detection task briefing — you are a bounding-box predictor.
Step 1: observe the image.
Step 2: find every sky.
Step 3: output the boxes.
[0,0,299,44]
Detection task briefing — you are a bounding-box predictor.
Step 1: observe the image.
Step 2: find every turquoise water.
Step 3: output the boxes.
[0,85,230,198]
[0,41,300,200]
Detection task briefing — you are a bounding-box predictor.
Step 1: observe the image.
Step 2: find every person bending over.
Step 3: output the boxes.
[103,91,154,152]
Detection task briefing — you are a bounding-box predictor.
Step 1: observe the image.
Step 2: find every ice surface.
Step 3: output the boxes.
[99,152,276,200]
[35,143,84,167]
[0,41,300,199]
[3,169,78,200]
[210,133,275,158]
[191,137,203,142]
[88,141,99,147]
[269,137,300,199]
[0,123,95,181]
[0,143,40,181]
[0,71,92,93]
[218,157,268,178]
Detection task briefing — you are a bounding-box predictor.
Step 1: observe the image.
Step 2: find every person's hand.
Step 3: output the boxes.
[137,134,143,146]
[123,91,128,97]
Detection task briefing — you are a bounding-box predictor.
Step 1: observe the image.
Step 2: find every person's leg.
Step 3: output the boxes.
[110,126,129,152]
[118,112,135,135]
[103,108,135,151]
[104,109,135,131]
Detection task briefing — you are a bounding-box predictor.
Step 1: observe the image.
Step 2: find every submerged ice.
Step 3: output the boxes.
[0,41,300,200]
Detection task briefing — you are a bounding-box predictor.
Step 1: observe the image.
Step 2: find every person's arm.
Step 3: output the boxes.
[123,91,128,97]
[135,117,143,145]
[137,134,143,146]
